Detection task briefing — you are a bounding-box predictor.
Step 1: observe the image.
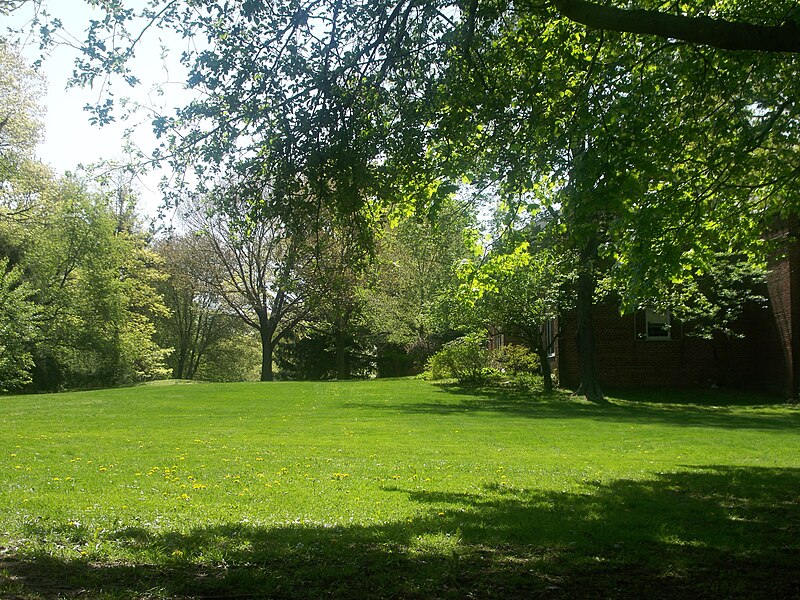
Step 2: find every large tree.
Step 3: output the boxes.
[184,189,311,382]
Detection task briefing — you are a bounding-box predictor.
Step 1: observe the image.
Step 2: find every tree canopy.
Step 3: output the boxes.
[4,0,798,397]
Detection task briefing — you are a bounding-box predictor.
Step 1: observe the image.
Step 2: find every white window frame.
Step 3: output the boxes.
[544,319,556,358]
[645,309,671,340]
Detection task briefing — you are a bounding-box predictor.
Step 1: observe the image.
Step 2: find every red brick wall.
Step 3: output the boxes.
[754,231,800,398]
[556,304,758,391]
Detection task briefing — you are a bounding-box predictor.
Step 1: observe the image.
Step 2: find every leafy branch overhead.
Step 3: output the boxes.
[552,0,800,53]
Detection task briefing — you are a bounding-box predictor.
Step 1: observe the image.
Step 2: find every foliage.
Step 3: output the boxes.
[665,252,769,340]
[0,257,37,391]
[152,234,250,380]
[362,199,481,371]
[28,178,171,388]
[275,325,376,381]
[296,211,372,380]
[425,332,490,383]
[0,41,44,176]
[490,344,540,377]
[194,330,261,382]
[1,171,170,391]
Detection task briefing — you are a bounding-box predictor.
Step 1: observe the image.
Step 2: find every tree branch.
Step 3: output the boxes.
[552,0,800,53]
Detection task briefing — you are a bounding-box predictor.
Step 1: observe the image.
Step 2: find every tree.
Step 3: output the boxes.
[0,258,37,391]
[362,198,480,373]
[152,233,244,380]
[464,236,575,392]
[22,176,170,389]
[184,189,310,382]
[0,41,43,173]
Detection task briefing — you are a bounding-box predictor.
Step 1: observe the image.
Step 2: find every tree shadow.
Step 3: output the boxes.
[3,466,798,598]
[347,382,800,431]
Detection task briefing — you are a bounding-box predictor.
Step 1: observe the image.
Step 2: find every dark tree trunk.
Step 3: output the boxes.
[259,315,275,382]
[535,333,554,393]
[574,239,605,403]
[175,348,187,380]
[335,315,348,380]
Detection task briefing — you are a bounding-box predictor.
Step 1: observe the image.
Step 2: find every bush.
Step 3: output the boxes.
[490,344,540,375]
[513,372,544,391]
[426,333,490,382]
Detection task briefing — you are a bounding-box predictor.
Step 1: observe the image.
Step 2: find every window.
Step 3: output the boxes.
[645,309,671,340]
[544,319,556,357]
[491,332,505,351]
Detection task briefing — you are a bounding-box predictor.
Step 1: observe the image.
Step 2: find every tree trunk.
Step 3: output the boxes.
[335,315,348,380]
[259,316,275,382]
[536,335,554,392]
[175,347,186,379]
[574,239,605,403]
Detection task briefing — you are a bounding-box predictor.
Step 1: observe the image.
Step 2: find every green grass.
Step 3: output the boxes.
[1,379,798,598]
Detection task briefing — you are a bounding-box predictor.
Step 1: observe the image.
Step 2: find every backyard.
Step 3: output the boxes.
[1,378,798,598]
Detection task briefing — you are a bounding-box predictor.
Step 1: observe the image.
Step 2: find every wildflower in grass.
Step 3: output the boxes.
[331,473,350,480]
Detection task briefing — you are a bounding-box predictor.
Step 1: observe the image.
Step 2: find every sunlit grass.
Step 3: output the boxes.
[1,379,798,598]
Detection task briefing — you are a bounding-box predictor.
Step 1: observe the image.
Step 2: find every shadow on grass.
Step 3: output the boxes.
[347,382,800,431]
[3,466,798,599]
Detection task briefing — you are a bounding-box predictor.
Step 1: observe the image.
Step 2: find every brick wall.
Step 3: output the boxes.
[754,228,800,398]
[557,304,759,391]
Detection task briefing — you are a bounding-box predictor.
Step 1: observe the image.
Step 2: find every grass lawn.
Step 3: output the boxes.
[1,378,798,598]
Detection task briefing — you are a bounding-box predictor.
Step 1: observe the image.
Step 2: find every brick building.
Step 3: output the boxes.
[549,226,800,399]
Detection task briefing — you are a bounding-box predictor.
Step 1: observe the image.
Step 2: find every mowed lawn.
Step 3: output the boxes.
[1,379,798,599]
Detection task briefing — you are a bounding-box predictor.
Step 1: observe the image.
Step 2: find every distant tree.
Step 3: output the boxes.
[0,41,43,174]
[152,234,244,380]
[0,257,37,391]
[194,329,261,383]
[462,233,575,392]
[184,189,310,381]
[23,176,170,389]
[363,199,480,373]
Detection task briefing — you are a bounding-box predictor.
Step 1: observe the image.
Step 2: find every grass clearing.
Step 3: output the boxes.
[1,379,798,598]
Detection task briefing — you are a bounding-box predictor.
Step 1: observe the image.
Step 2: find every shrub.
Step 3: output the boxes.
[426,333,490,382]
[490,344,540,376]
[513,372,544,391]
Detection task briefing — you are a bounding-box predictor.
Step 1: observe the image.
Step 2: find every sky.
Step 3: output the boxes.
[3,1,194,220]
